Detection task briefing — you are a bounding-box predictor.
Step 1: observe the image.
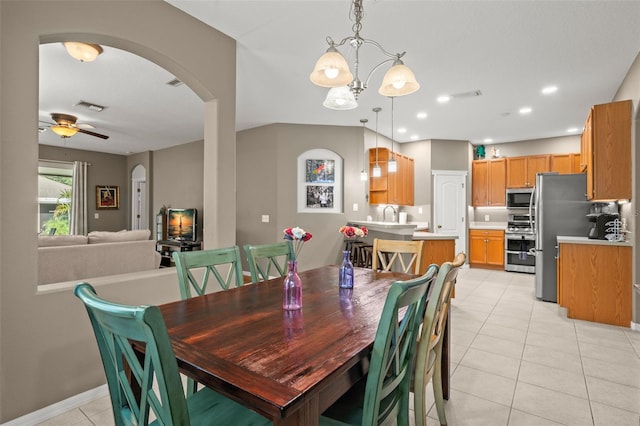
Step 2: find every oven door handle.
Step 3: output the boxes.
[506,250,535,255]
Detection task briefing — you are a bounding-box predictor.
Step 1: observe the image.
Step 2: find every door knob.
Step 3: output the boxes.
[438,225,442,228]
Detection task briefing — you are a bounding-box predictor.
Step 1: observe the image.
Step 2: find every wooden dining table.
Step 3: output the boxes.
[158,265,450,425]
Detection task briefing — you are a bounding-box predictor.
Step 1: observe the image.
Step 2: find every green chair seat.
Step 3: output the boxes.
[320,264,439,426]
[74,283,270,426]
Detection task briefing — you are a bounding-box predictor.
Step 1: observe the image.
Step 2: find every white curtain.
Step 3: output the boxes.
[70,161,88,235]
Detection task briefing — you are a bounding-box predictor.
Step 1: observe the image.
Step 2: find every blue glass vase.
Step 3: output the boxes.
[339,250,354,289]
[282,260,302,310]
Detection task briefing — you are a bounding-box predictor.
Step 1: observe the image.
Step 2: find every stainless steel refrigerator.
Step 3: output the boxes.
[532,173,590,302]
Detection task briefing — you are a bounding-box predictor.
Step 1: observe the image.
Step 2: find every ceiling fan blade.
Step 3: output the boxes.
[77,128,109,140]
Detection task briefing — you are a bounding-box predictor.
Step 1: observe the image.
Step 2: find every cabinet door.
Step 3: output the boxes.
[486,231,505,266]
[551,154,573,174]
[506,157,527,188]
[404,156,415,205]
[468,230,487,264]
[591,100,632,200]
[471,160,488,206]
[571,153,582,173]
[526,155,550,187]
[488,159,506,206]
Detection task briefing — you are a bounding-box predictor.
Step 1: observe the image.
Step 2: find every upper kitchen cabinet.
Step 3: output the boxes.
[506,155,550,188]
[550,153,582,174]
[369,147,414,205]
[581,100,632,201]
[472,158,506,206]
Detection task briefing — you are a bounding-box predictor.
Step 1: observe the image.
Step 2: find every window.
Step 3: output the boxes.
[38,161,73,235]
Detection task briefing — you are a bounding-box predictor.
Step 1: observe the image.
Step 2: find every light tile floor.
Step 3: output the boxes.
[36,268,640,426]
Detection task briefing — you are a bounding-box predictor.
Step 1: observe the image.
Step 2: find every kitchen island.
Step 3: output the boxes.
[557,236,632,327]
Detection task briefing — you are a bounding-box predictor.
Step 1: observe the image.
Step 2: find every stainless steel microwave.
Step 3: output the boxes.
[506,188,534,209]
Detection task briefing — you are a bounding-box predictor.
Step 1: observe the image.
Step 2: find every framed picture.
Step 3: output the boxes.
[96,185,120,209]
[297,149,342,213]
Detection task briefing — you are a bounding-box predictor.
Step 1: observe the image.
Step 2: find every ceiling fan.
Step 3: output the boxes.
[41,113,109,139]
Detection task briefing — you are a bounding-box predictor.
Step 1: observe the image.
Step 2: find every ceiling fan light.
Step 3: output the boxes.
[379,60,420,97]
[64,42,103,62]
[51,125,78,138]
[323,86,358,110]
[310,47,353,88]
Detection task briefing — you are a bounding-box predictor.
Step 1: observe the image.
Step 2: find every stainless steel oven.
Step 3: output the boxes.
[505,233,535,273]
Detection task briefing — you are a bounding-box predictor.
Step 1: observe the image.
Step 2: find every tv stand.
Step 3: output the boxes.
[157,239,202,267]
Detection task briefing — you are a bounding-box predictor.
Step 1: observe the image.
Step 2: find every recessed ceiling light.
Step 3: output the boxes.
[567,127,579,133]
[437,95,450,103]
[542,85,558,95]
[397,127,407,134]
[416,112,428,119]
[519,107,532,114]
[483,138,493,143]
[410,135,419,140]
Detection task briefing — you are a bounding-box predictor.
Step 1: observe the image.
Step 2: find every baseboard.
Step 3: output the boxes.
[631,321,640,332]
[2,384,108,426]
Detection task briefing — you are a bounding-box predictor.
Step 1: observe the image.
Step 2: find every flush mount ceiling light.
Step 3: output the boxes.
[310,0,419,108]
[63,42,103,62]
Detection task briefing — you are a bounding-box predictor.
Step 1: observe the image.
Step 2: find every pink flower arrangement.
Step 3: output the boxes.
[339,225,368,239]
[283,227,313,260]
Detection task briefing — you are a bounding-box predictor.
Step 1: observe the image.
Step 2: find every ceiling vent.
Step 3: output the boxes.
[451,90,482,99]
[166,77,184,87]
[75,100,106,112]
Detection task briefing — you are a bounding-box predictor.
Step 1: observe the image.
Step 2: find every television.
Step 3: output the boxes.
[167,208,197,242]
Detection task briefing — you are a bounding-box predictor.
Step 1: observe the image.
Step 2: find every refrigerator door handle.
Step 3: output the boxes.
[554,244,559,260]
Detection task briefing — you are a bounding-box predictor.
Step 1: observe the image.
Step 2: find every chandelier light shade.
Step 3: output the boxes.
[360,118,368,181]
[63,42,103,62]
[324,86,358,110]
[311,0,419,109]
[310,47,354,87]
[379,60,420,97]
[51,125,79,138]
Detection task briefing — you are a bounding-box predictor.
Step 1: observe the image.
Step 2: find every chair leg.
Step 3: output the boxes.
[414,372,427,426]
[433,351,448,426]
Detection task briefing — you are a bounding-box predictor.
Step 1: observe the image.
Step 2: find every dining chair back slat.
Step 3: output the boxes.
[320,264,439,426]
[372,238,424,274]
[74,283,270,426]
[414,252,466,426]
[244,241,294,283]
[173,246,244,299]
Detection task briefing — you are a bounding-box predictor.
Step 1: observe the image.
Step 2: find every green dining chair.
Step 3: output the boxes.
[243,241,294,282]
[413,252,466,426]
[74,283,270,426]
[319,264,439,426]
[173,245,244,299]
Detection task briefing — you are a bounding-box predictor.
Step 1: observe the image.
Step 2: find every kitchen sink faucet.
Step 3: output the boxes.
[383,205,397,222]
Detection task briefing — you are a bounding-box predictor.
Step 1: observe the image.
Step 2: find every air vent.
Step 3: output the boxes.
[451,90,482,99]
[166,77,184,87]
[75,100,106,112]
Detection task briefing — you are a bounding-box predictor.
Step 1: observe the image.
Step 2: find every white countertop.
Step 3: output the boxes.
[557,236,632,247]
[412,232,458,240]
[348,220,429,236]
[469,222,507,230]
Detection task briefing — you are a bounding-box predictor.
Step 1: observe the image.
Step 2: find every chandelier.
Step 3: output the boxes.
[310,0,420,110]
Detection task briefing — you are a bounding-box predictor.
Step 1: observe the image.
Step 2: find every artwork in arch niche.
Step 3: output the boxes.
[167,208,197,241]
[297,149,342,214]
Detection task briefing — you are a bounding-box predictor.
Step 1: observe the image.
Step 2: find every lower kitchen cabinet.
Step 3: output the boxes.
[557,242,631,327]
[469,229,504,270]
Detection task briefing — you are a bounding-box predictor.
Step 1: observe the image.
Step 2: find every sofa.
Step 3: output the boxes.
[37,230,161,285]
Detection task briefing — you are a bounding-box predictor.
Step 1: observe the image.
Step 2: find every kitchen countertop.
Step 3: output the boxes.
[348,220,429,236]
[469,222,507,230]
[557,236,632,247]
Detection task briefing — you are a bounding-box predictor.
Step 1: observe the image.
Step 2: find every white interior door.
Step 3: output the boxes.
[131,165,147,230]
[433,170,467,257]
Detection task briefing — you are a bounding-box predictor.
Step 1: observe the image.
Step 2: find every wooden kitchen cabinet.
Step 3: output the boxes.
[506,155,550,188]
[580,100,632,201]
[469,229,504,269]
[471,158,506,206]
[550,153,582,174]
[369,148,414,205]
[557,242,631,327]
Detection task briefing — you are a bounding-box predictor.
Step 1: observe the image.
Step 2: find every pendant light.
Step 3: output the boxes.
[388,97,397,173]
[372,107,382,178]
[360,118,368,181]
